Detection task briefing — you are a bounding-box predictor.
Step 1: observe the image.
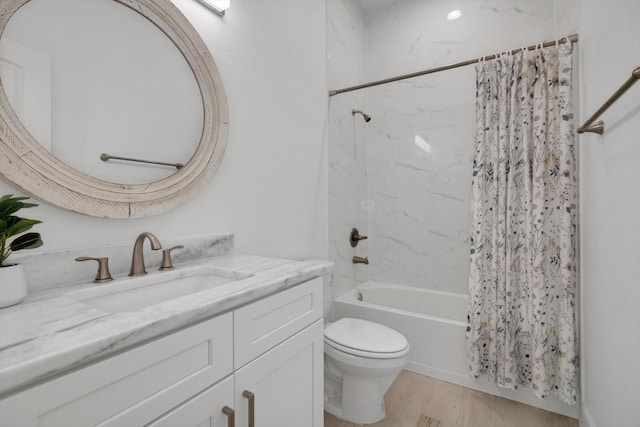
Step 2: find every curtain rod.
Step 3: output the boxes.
[328,34,579,97]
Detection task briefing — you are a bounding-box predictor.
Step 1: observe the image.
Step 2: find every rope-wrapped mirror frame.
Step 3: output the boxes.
[0,0,228,218]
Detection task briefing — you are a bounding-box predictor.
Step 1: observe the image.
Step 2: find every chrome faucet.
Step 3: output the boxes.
[129,232,162,276]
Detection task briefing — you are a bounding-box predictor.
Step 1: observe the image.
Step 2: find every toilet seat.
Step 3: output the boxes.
[325,337,410,359]
[324,318,409,359]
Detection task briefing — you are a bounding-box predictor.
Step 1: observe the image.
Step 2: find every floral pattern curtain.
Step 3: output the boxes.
[466,42,578,404]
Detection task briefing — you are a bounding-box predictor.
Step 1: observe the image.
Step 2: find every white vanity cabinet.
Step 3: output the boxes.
[0,277,324,427]
[233,278,324,427]
[234,320,323,427]
[0,313,235,427]
[146,376,235,427]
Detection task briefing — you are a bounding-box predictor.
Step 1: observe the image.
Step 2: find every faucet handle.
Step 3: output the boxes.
[159,245,184,270]
[350,228,368,247]
[75,257,113,283]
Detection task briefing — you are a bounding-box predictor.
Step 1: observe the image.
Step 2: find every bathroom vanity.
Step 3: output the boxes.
[0,250,332,427]
[0,0,331,423]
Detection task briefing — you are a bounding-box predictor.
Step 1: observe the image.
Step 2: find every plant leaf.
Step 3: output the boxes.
[10,232,43,251]
[0,201,24,217]
[0,195,42,262]
[3,218,42,238]
[0,195,38,217]
[4,216,20,228]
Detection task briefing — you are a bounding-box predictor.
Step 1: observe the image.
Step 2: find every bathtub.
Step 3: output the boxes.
[332,281,578,418]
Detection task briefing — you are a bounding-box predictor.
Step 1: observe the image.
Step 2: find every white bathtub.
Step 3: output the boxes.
[332,281,578,418]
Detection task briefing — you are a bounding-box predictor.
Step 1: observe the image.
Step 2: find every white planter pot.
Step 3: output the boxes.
[0,263,28,308]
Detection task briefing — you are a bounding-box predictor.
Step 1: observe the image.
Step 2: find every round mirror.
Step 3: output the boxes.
[0,0,228,217]
[1,0,205,185]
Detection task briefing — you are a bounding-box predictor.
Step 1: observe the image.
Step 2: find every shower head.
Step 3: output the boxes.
[352,109,372,122]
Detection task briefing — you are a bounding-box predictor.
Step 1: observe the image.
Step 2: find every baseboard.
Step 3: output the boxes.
[406,361,579,419]
[580,404,596,427]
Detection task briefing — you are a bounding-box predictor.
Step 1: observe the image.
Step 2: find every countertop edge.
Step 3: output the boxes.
[0,255,333,397]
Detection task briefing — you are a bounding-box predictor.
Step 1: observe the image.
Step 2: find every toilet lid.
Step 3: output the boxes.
[324,318,408,354]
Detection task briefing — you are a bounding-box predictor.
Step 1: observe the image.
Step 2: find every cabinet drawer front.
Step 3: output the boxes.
[234,278,322,368]
[148,375,234,427]
[0,314,233,427]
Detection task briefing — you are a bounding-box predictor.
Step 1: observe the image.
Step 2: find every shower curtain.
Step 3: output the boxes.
[466,41,577,404]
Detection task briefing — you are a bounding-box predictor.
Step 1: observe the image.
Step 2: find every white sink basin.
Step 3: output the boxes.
[66,265,252,313]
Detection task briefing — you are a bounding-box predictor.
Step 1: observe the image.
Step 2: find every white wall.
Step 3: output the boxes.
[0,0,328,260]
[327,0,369,300]
[579,0,640,425]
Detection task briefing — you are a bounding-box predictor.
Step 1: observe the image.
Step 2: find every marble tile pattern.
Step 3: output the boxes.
[328,0,579,295]
[327,0,369,302]
[365,67,475,293]
[0,253,333,396]
[11,233,234,293]
[364,0,579,81]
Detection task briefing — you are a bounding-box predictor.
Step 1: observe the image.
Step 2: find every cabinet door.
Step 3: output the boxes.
[147,375,234,427]
[234,320,323,427]
[0,314,233,427]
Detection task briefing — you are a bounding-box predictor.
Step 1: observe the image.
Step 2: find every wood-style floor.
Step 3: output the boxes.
[324,370,579,427]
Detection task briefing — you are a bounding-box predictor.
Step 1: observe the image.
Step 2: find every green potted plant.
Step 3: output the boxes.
[0,194,43,308]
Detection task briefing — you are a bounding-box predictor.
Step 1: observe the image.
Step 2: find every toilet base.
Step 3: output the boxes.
[324,373,388,424]
[323,318,410,424]
[324,352,405,425]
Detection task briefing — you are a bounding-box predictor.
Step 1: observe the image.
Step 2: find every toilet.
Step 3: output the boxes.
[324,317,410,424]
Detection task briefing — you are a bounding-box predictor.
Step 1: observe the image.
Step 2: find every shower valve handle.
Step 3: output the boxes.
[350,228,368,247]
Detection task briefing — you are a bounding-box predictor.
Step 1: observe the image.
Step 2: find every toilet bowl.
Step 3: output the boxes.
[324,317,410,424]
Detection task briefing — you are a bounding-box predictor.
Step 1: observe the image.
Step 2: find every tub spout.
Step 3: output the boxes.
[353,256,369,265]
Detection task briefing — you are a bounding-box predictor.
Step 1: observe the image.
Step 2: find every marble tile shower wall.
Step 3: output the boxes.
[327,0,578,296]
[327,0,369,299]
[364,0,579,81]
[363,0,578,294]
[365,69,475,293]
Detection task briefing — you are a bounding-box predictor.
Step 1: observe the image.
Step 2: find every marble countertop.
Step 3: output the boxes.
[0,254,333,397]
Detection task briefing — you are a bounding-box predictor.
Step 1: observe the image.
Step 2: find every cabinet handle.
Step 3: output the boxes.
[242,390,255,427]
[222,406,235,427]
